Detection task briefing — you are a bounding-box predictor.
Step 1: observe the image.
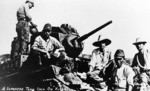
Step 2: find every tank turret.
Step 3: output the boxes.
[61,21,112,58]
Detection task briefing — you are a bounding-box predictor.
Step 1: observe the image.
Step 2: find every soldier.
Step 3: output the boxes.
[32,23,68,67]
[87,35,112,88]
[132,37,150,90]
[108,49,135,91]
[16,0,36,55]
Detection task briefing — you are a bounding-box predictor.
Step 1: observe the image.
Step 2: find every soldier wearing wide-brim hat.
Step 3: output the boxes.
[88,35,112,71]
[87,35,112,89]
[133,37,147,45]
[132,37,150,89]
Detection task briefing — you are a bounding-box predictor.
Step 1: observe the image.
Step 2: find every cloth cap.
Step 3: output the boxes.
[114,49,125,58]
[93,35,111,47]
[133,37,147,45]
[42,23,52,32]
[26,0,34,3]
[26,0,34,6]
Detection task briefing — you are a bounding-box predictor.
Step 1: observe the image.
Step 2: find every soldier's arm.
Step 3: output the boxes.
[128,85,133,91]
[32,37,47,53]
[144,49,150,69]
[51,37,65,57]
[52,37,65,50]
[88,50,97,72]
[126,67,135,91]
[32,38,51,58]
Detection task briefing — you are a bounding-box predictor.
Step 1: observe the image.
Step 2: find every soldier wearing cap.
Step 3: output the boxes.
[107,49,135,91]
[131,37,150,90]
[32,23,68,67]
[16,0,36,54]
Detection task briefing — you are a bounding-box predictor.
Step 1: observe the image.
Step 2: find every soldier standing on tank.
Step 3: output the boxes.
[16,0,37,55]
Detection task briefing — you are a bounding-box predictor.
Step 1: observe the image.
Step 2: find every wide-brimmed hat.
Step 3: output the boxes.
[42,23,52,32]
[133,37,147,45]
[93,35,111,47]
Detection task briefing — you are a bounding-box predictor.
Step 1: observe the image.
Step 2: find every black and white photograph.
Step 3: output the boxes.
[0,0,150,91]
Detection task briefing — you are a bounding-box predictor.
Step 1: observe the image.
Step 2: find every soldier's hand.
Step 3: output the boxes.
[32,23,37,27]
[46,52,50,59]
[133,67,140,74]
[54,50,60,58]
[30,22,37,27]
[64,56,73,61]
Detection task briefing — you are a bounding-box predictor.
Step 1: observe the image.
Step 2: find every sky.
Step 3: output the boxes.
[0,0,150,58]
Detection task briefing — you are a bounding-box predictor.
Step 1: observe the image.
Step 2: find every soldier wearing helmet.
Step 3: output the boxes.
[16,0,36,55]
[105,49,135,91]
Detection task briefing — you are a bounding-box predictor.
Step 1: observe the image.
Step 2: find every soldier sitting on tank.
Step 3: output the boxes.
[86,35,112,89]
[102,49,135,91]
[32,23,69,67]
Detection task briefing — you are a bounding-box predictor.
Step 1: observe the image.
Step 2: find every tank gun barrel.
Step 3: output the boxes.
[77,20,112,42]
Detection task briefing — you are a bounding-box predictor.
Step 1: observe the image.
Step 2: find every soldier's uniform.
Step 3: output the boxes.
[16,0,34,54]
[110,64,135,91]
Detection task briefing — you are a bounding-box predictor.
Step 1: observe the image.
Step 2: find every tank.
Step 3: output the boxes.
[0,21,112,89]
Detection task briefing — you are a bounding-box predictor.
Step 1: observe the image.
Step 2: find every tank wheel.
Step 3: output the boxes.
[49,78,62,91]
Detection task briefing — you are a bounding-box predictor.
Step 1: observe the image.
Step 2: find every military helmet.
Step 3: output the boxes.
[114,49,125,58]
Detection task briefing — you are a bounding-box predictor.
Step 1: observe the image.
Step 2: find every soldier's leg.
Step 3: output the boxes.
[139,73,148,91]
[87,70,102,84]
[16,23,21,39]
[140,73,148,83]
[20,23,30,54]
[20,41,28,54]
[16,22,24,55]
